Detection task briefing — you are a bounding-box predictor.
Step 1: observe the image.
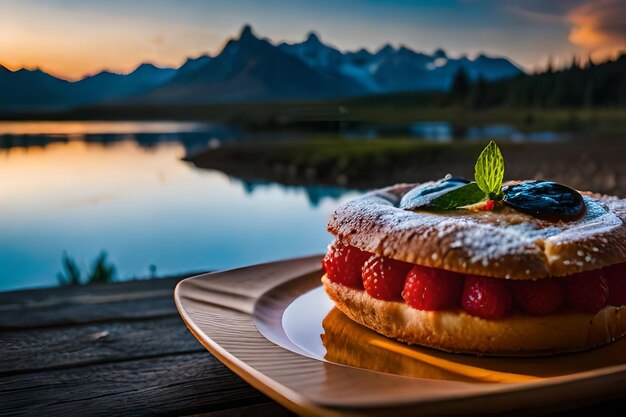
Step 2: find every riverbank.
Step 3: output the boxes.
[188,138,626,196]
[4,99,626,136]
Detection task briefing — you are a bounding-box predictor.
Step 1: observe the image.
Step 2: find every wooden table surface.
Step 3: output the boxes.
[0,276,294,417]
[0,276,623,417]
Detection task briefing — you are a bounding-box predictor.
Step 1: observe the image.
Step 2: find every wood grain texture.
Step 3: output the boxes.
[0,295,177,330]
[176,255,626,417]
[189,402,296,417]
[0,317,203,376]
[0,276,193,330]
[0,276,184,307]
[0,352,268,417]
[0,272,292,417]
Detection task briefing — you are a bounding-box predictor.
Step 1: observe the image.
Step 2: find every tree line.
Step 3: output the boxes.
[449,53,626,108]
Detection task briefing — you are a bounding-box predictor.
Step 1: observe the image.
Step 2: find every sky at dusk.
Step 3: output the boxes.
[2,0,626,80]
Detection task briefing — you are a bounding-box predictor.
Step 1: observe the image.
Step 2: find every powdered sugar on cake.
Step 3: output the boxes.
[327,183,626,279]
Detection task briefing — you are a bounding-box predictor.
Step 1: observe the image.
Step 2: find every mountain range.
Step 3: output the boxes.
[1,25,522,111]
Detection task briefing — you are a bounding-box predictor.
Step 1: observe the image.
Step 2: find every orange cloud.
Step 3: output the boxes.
[568,0,626,59]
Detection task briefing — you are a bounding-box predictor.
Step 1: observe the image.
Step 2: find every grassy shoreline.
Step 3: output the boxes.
[188,138,626,196]
[3,101,626,135]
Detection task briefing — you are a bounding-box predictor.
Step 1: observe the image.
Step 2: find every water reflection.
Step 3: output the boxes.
[283,286,626,383]
[464,124,566,142]
[0,131,358,291]
[0,121,241,159]
[409,121,455,142]
[322,308,481,382]
[335,120,567,142]
[0,120,570,291]
[408,122,567,142]
[320,307,626,381]
[238,179,359,207]
[0,120,568,148]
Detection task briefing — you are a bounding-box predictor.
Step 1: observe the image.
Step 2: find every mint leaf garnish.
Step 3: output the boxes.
[474,141,504,200]
[428,183,487,211]
[405,141,505,212]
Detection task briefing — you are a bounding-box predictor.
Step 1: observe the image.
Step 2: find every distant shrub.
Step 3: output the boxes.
[57,251,117,286]
[57,252,82,286]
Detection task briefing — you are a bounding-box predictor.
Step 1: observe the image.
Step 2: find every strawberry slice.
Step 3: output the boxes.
[362,255,412,301]
[512,279,565,315]
[322,242,370,289]
[565,270,608,314]
[604,262,626,306]
[402,265,464,311]
[462,275,513,319]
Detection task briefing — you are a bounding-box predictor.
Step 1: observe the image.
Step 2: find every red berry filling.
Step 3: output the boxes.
[402,265,464,310]
[462,275,513,319]
[512,279,565,316]
[362,255,412,301]
[323,244,626,319]
[565,270,608,314]
[322,242,370,289]
[605,263,626,306]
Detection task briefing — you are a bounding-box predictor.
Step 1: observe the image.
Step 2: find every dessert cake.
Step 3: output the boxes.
[321,142,626,355]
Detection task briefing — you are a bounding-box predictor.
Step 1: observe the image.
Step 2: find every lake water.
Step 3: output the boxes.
[0,121,358,291]
[0,120,567,292]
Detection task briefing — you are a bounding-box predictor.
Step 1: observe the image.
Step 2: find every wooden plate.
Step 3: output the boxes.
[175,255,626,416]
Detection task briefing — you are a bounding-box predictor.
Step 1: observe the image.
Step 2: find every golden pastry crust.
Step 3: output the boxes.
[322,275,626,356]
[327,183,626,280]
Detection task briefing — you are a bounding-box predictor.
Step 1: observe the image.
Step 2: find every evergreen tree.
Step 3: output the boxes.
[449,67,470,105]
[457,53,626,109]
[469,76,487,109]
[546,55,554,73]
